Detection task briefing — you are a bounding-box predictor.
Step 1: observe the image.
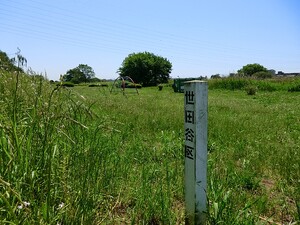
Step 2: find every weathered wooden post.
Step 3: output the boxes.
[184,80,208,225]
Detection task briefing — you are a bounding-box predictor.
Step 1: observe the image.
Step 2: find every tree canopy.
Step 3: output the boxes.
[237,63,268,77]
[63,64,96,84]
[118,52,172,87]
[0,50,24,73]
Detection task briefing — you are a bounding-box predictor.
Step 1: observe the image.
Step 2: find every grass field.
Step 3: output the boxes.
[1,72,299,224]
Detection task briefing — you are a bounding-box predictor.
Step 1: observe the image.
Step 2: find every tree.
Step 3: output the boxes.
[0,50,24,73]
[211,74,221,79]
[63,64,95,84]
[118,52,172,87]
[237,63,267,77]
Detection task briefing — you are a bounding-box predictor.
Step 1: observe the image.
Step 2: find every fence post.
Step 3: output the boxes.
[184,80,208,225]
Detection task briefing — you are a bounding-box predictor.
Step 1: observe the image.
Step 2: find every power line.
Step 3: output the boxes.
[0,0,272,55]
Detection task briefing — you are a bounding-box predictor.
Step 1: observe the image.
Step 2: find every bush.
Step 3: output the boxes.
[245,85,257,95]
[288,84,300,92]
[256,81,277,92]
[252,71,273,79]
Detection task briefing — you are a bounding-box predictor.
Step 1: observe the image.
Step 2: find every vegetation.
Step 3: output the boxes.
[0,66,299,224]
[252,71,273,79]
[118,51,172,87]
[57,81,75,87]
[0,50,25,73]
[63,64,97,84]
[210,74,221,79]
[238,63,268,77]
[288,83,300,92]
[208,76,300,92]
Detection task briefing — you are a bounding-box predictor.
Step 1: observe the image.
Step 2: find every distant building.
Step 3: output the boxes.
[276,71,300,77]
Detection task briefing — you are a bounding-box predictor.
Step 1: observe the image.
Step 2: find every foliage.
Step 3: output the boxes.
[245,85,257,95]
[89,77,101,83]
[118,51,172,87]
[0,50,23,73]
[88,83,101,87]
[208,77,300,92]
[288,84,300,92]
[208,77,251,90]
[211,74,221,79]
[252,71,273,79]
[1,72,299,224]
[63,64,96,84]
[158,84,163,91]
[238,63,268,77]
[10,48,27,71]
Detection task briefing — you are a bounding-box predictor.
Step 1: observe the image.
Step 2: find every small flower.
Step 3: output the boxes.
[17,201,30,210]
[23,201,30,207]
[58,202,65,209]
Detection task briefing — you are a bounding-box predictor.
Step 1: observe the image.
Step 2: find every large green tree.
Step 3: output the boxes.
[63,64,95,84]
[118,52,172,87]
[237,63,268,77]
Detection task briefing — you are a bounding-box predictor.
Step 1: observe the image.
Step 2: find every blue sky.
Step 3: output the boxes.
[1,0,299,80]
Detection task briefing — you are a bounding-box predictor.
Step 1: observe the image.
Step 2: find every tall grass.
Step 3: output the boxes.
[0,71,106,224]
[1,72,299,224]
[208,76,300,92]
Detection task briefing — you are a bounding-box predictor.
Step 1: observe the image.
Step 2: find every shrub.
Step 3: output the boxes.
[256,81,277,92]
[288,84,300,92]
[245,85,257,95]
[252,71,273,79]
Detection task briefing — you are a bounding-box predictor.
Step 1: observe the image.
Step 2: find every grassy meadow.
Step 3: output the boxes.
[0,72,299,224]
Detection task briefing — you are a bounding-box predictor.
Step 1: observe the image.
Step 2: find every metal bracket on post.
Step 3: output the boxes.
[184,80,208,225]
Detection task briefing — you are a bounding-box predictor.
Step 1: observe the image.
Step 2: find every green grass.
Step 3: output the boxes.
[0,72,299,224]
[209,76,300,92]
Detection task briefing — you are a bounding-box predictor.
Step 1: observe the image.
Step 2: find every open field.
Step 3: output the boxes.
[1,73,299,224]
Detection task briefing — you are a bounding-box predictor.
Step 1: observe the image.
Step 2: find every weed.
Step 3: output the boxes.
[0,73,299,223]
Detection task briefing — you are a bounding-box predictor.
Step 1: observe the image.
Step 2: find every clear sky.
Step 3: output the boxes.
[1,0,299,81]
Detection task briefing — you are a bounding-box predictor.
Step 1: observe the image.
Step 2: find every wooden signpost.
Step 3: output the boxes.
[184,80,208,225]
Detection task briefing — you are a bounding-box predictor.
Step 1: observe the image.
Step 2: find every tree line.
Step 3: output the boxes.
[1,49,274,86]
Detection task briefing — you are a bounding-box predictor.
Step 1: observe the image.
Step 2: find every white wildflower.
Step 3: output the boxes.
[17,201,30,210]
[58,202,65,209]
[23,201,30,207]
